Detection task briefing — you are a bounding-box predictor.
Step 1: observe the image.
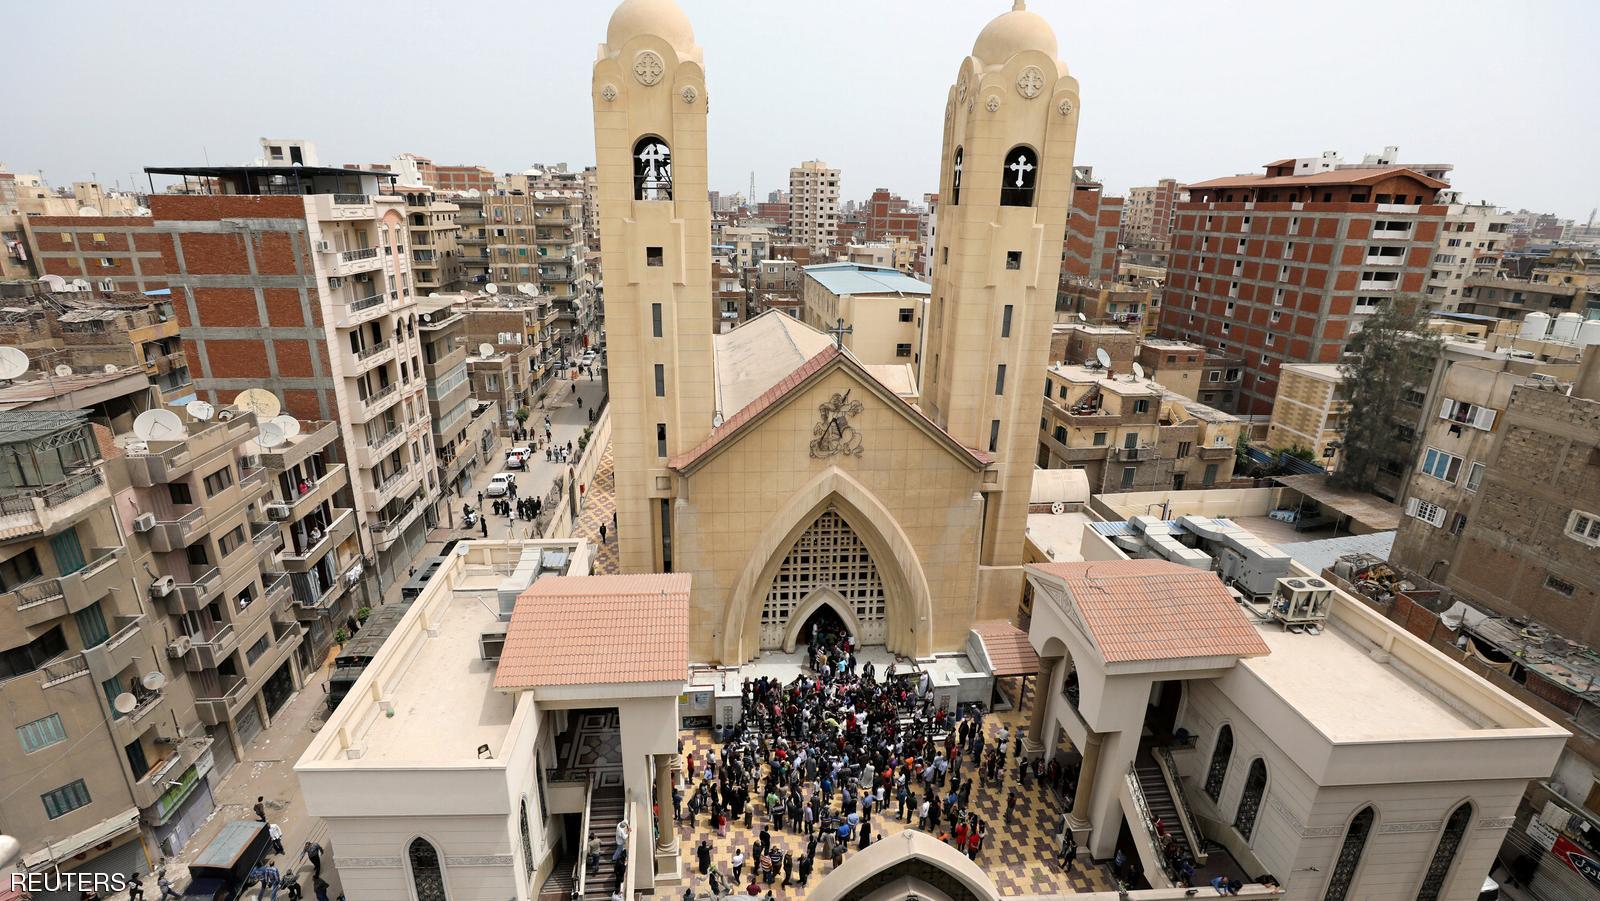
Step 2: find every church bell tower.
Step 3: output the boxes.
[924,1,1081,616]
[593,0,715,573]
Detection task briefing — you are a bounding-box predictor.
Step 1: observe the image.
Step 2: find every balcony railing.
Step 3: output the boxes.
[40,653,90,687]
[340,246,379,263]
[333,194,370,206]
[349,293,385,313]
[356,339,392,362]
[361,382,398,413]
[0,467,106,516]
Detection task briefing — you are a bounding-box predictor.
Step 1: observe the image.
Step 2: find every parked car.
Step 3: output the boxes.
[486,473,516,498]
[505,446,532,469]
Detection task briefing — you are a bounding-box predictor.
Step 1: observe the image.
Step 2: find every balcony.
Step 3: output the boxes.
[1197,444,1234,461]
[260,420,340,472]
[1358,277,1401,291]
[251,519,282,555]
[369,464,413,510]
[294,576,346,616]
[40,653,90,688]
[355,426,405,468]
[173,566,223,613]
[418,310,464,333]
[281,510,355,573]
[125,418,254,487]
[111,685,169,742]
[334,292,387,329]
[1113,445,1155,462]
[286,463,347,514]
[83,614,147,682]
[131,737,211,812]
[1371,227,1413,241]
[195,675,250,726]
[146,507,207,553]
[190,623,237,671]
[348,338,395,375]
[6,548,126,628]
[1363,253,1406,268]
[372,493,425,547]
[334,194,370,207]
[0,467,110,543]
[262,572,293,610]
[323,245,383,278]
[360,382,400,419]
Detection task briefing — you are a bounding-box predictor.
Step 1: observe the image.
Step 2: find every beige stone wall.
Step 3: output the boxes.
[673,366,986,663]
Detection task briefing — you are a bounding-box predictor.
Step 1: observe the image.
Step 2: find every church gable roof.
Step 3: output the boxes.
[668,343,992,475]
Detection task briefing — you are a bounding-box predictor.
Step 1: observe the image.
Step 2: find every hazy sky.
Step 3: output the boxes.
[10,1,1599,220]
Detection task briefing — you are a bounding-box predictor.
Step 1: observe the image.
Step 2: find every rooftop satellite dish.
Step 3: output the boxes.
[78,206,102,217]
[485,283,499,295]
[420,312,432,323]
[712,410,725,429]
[257,420,287,449]
[1095,348,1111,368]
[1132,362,1146,380]
[133,408,186,441]
[517,283,536,296]
[54,364,73,377]
[465,189,481,198]
[271,414,302,439]
[113,693,138,715]
[140,671,167,691]
[0,346,29,381]
[233,388,281,419]
[1051,501,1066,515]
[186,400,215,421]
[40,274,68,290]
[478,343,495,357]
[103,363,118,374]
[1077,312,1088,323]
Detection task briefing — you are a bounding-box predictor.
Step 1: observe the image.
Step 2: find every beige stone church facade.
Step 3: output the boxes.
[596,0,1080,664]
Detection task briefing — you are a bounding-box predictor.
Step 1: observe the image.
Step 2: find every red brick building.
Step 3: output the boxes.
[1156,162,1448,414]
[27,216,169,295]
[754,201,790,227]
[1061,169,1122,282]
[864,188,920,243]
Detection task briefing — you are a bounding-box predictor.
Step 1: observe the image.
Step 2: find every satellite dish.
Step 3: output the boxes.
[78,206,102,217]
[54,364,73,377]
[479,343,495,357]
[1051,501,1066,515]
[1132,362,1146,380]
[233,388,281,419]
[103,363,119,374]
[186,400,215,421]
[1094,348,1111,368]
[271,415,302,439]
[517,283,536,296]
[712,411,725,429]
[113,693,138,715]
[420,312,432,323]
[257,420,287,449]
[1077,312,1088,323]
[485,283,499,295]
[40,274,67,291]
[133,408,186,441]
[141,671,167,691]
[0,346,29,380]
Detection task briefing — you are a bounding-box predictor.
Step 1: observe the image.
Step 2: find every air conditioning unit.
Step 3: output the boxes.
[265,503,292,521]
[150,575,177,598]
[133,512,158,533]
[166,635,193,658]
[1270,577,1333,630]
[328,276,344,289]
[314,240,333,253]
[355,273,373,283]
[479,623,508,662]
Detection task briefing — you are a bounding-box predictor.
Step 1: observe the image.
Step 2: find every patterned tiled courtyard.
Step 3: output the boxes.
[574,445,620,574]
[672,679,1117,896]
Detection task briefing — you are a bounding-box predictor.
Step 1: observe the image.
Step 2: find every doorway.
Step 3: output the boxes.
[797,600,849,650]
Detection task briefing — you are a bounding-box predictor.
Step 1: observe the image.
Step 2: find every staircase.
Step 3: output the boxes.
[1134,757,1191,856]
[583,788,628,901]
[539,865,575,901]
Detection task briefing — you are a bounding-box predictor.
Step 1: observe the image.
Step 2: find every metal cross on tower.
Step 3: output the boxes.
[1008,153,1035,188]
[828,318,853,350]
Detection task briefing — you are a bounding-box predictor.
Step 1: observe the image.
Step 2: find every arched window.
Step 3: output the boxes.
[950,147,963,206]
[633,136,672,200]
[1000,145,1038,207]
[408,837,448,901]
[1415,802,1473,901]
[1232,757,1267,841]
[519,797,536,884]
[1323,806,1376,901]
[1203,724,1233,801]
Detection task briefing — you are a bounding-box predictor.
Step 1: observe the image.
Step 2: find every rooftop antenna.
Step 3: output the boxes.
[54,364,73,378]
[132,408,186,441]
[270,415,302,439]
[485,283,499,295]
[478,343,496,358]
[233,388,282,419]
[186,400,215,421]
[256,420,287,449]
[1077,312,1088,323]
[1132,361,1146,381]
[1094,347,1111,368]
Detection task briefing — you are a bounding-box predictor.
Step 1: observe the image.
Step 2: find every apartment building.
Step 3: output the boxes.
[1056,277,1152,332]
[142,140,440,592]
[1061,166,1122,282]
[1037,363,1240,490]
[1120,177,1186,251]
[462,294,553,419]
[26,215,166,297]
[713,262,747,333]
[864,188,920,243]
[401,187,463,293]
[1264,362,1347,466]
[389,153,495,194]
[1426,201,1510,310]
[0,291,193,403]
[843,240,919,274]
[1047,323,1137,369]
[716,225,771,272]
[460,187,593,351]
[1458,247,1600,320]
[1157,159,1448,414]
[414,296,481,498]
[788,160,840,252]
[1137,337,1206,400]
[799,262,930,369]
[2,169,147,283]
[259,419,363,663]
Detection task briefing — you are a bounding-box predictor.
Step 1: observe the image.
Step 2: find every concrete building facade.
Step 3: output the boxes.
[788,160,840,253]
[1264,362,1347,467]
[799,262,930,370]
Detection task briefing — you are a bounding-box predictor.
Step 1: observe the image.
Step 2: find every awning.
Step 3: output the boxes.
[1272,473,1401,531]
[22,806,140,870]
[970,621,1039,677]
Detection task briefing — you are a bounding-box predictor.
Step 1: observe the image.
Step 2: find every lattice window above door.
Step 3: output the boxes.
[761,507,886,648]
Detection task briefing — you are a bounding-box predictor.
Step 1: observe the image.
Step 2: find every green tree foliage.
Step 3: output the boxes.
[1331,297,1441,491]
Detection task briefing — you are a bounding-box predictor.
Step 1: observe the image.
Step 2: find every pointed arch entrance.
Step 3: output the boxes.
[762,507,886,649]
[779,587,861,653]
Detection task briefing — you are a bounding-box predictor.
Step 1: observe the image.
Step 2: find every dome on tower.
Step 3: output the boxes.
[972,1,1058,67]
[606,0,696,53]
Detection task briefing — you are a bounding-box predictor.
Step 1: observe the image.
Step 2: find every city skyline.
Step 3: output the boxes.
[6,0,1598,219]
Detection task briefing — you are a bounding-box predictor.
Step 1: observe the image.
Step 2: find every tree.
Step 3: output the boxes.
[1331,296,1442,492]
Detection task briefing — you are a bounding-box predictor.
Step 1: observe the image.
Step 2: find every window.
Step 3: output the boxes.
[1120,467,1136,488]
[657,423,667,458]
[18,713,66,752]
[219,524,246,556]
[999,146,1038,207]
[651,303,663,338]
[1203,463,1219,487]
[168,482,193,505]
[203,466,234,497]
[1005,251,1022,270]
[898,308,914,323]
[75,601,110,648]
[1322,806,1375,901]
[1546,574,1577,597]
[50,529,86,576]
[1449,513,1468,535]
[653,364,665,397]
[1439,397,1497,431]
[1406,497,1448,528]
[408,837,448,901]
[520,797,536,885]
[646,246,663,267]
[1176,441,1192,459]
[988,420,1001,453]
[1420,448,1462,483]
[41,779,92,820]
[185,543,209,567]
[1000,304,1014,338]
[1416,802,1473,901]
[1053,426,1067,443]
[633,136,672,200]
[994,364,1006,395]
[1233,758,1267,841]
[1092,432,1107,446]
[895,343,912,358]
[1204,725,1233,800]
[126,737,150,780]
[0,548,42,592]
[1133,399,1150,414]
[1567,510,1600,546]
[950,147,963,205]
[246,633,271,664]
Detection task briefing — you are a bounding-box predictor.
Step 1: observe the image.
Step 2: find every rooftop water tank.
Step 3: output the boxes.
[1551,312,1584,343]
[1520,311,1551,340]
[1578,318,1600,348]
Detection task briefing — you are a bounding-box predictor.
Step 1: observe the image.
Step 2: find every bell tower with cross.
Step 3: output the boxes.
[922,1,1081,619]
[593,0,714,574]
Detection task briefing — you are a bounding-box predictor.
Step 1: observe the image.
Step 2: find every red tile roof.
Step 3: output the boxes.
[971,621,1039,677]
[1026,560,1270,664]
[668,345,992,473]
[1187,165,1449,191]
[494,573,690,690]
